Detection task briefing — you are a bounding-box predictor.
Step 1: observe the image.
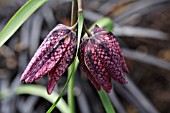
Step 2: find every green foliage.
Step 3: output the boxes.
[0,0,47,47]
[98,89,116,113]
[0,85,69,113]
[89,17,113,31]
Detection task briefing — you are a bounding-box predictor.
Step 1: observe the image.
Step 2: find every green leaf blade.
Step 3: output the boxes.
[98,89,116,113]
[89,17,113,32]
[0,84,69,113]
[0,0,47,47]
[77,11,84,52]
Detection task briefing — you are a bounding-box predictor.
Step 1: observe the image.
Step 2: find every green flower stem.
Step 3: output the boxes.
[98,89,116,113]
[77,0,83,12]
[47,64,75,113]
[67,9,84,113]
[71,0,78,26]
[68,71,75,113]
[68,57,79,113]
[68,0,78,113]
[83,23,92,36]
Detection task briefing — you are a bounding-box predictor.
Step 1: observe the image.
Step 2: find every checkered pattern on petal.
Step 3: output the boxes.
[78,39,101,90]
[78,24,128,93]
[20,24,77,94]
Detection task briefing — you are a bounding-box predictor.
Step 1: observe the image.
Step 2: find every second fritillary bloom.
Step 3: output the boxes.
[78,25,128,93]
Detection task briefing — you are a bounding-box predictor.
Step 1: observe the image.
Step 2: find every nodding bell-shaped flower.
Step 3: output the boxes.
[20,24,77,94]
[78,25,128,93]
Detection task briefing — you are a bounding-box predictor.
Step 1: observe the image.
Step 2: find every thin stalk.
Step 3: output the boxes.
[77,0,83,12]
[77,0,84,52]
[68,60,76,113]
[68,0,78,113]
[83,23,92,37]
[71,0,78,26]
[78,0,91,38]
[70,21,78,31]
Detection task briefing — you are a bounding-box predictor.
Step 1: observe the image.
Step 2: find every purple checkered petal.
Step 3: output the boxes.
[20,24,71,82]
[20,24,77,94]
[47,35,77,94]
[78,40,101,90]
[84,39,112,93]
[78,24,128,93]
[93,25,128,73]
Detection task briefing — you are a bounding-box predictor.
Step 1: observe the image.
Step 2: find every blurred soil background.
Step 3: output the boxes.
[0,0,170,113]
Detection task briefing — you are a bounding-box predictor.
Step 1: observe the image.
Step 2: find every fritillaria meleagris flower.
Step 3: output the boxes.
[20,24,77,94]
[78,25,128,93]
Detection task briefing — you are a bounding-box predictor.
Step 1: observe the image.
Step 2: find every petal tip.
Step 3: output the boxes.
[47,87,52,95]
[20,76,25,82]
[106,89,111,93]
[118,77,128,84]
[47,78,57,95]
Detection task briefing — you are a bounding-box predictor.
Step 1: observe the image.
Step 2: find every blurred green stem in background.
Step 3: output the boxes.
[68,0,84,113]
[0,84,69,113]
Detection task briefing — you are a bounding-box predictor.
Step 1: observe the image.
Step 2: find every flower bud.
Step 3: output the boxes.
[20,24,77,94]
[78,25,128,93]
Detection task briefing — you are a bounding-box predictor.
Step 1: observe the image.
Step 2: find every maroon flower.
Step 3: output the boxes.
[20,24,77,94]
[78,25,128,93]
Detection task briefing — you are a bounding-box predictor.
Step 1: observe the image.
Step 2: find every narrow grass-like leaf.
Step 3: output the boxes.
[88,17,113,31]
[0,0,47,47]
[77,12,84,52]
[122,48,170,71]
[0,84,69,113]
[98,89,116,113]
